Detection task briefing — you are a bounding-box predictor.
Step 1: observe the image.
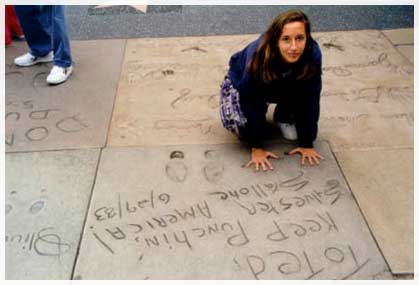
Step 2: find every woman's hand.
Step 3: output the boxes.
[246,148,279,171]
[288,147,324,166]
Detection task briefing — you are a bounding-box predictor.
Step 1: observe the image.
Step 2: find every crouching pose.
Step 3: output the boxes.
[220,9,324,171]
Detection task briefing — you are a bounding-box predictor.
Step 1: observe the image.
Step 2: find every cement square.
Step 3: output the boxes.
[107,35,257,146]
[5,149,100,279]
[74,141,390,280]
[382,28,414,45]
[335,149,413,274]
[5,39,126,152]
[315,30,413,151]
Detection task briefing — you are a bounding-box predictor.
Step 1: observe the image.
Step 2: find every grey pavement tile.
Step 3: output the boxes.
[74,141,391,280]
[335,149,414,274]
[5,149,100,280]
[5,39,126,152]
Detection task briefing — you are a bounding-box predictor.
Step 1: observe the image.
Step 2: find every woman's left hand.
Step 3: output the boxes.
[288,147,324,166]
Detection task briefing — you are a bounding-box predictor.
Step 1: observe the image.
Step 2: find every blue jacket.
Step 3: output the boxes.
[227,34,322,148]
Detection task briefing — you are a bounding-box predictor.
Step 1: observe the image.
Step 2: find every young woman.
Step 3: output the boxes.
[220,9,323,171]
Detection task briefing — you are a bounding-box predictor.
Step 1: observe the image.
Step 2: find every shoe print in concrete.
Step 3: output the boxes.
[335,149,413,274]
[5,40,125,152]
[74,141,391,280]
[5,149,100,279]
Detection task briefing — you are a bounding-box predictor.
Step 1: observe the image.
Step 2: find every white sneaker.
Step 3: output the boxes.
[278,123,298,141]
[46,65,73,85]
[14,51,53,66]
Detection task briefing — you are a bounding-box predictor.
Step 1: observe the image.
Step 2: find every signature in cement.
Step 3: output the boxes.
[240,244,370,280]
[6,227,71,257]
[5,105,89,147]
[323,52,413,77]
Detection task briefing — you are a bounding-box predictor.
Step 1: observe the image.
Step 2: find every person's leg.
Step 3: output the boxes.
[50,5,72,67]
[5,6,13,45]
[6,6,24,37]
[5,24,12,46]
[45,5,73,84]
[273,104,298,140]
[14,5,52,57]
[273,104,295,124]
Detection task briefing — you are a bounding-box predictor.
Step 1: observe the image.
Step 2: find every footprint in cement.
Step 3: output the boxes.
[203,150,224,183]
[33,71,49,88]
[29,200,45,214]
[5,71,24,81]
[6,191,47,215]
[165,151,187,183]
[6,190,18,215]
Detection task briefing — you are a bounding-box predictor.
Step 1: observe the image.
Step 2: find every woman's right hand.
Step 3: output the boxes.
[246,148,279,171]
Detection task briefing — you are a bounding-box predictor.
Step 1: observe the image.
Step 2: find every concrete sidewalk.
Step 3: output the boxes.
[4,28,413,280]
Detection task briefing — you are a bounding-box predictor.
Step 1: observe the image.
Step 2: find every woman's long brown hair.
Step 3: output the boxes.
[248,9,317,83]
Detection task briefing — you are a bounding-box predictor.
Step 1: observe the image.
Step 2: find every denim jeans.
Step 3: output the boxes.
[15,5,72,67]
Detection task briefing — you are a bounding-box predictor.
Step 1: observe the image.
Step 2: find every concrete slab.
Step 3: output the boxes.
[382,28,414,45]
[335,149,413,274]
[74,141,391,280]
[107,34,256,146]
[5,149,100,279]
[396,45,414,63]
[5,39,125,152]
[316,30,413,151]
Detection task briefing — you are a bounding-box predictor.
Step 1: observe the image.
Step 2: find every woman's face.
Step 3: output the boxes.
[278,21,307,64]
